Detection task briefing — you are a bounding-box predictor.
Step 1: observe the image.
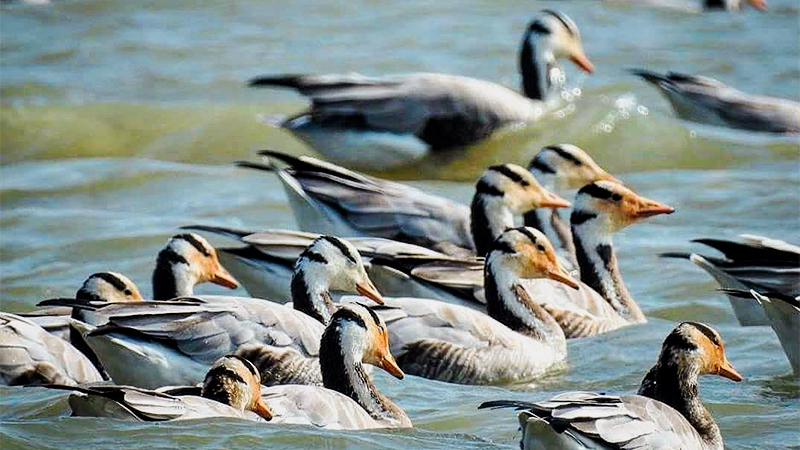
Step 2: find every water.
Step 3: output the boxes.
[1,0,799,448]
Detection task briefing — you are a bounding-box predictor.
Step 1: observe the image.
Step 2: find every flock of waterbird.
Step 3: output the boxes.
[2,7,799,450]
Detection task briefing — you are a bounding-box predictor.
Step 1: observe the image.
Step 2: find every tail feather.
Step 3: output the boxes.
[658,252,691,260]
[478,399,538,410]
[248,74,309,89]
[628,68,669,85]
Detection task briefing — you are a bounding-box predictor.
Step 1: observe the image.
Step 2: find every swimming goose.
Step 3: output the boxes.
[631,69,799,134]
[247,10,593,169]
[238,150,570,257]
[0,312,104,386]
[480,321,742,450]
[262,304,411,429]
[661,235,799,326]
[524,144,621,270]
[723,290,798,375]
[38,235,384,389]
[45,355,273,422]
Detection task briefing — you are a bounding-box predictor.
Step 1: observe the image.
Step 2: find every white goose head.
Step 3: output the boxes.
[472,164,570,257]
[76,272,143,303]
[571,181,675,235]
[292,235,384,324]
[520,10,594,101]
[528,144,621,190]
[201,355,273,420]
[152,233,239,300]
[486,227,579,289]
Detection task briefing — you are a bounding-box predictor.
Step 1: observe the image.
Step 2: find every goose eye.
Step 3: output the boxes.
[537,244,546,252]
[124,289,133,296]
[611,193,622,201]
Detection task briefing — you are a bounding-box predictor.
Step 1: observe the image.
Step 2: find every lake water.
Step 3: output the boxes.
[1,0,798,448]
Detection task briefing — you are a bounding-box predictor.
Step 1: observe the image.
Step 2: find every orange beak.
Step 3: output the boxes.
[630,196,675,220]
[547,262,580,290]
[539,192,572,209]
[211,264,240,290]
[570,51,595,74]
[378,352,405,380]
[748,0,767,11]
[252,396,274,421]
[716,357,743,382]
[356,280,384,305]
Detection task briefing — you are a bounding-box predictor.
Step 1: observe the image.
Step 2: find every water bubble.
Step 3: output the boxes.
[637,106,649,116]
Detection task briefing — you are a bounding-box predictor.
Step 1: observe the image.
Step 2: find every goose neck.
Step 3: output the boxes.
[520,37,556,101]
[152,249,196,300]
[470,193,515,257]
[291,268,335,324]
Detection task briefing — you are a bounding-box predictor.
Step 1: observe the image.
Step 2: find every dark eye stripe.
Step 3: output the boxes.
[358,303,384,331]
[527,20,551,35]
[158,248,190,267]
[90,272,130,293]
[686,322,721,346]
[475,179,505,197]
[544,145,582,166]
[571,210,598,225]
[321,236,357,265]
[514,227,539,245]
[301,250,329,264]
[541,10,578,37]
[333,307,367,329]
[488,165,530,187]
[528,158,556,175]
[578,183,615,200]
[174,233,212,257]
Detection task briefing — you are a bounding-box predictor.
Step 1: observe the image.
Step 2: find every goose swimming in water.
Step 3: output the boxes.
[37,235,383,389]
[262,304,411,429]
[631,69,799,134]
[247,11,594,169]
[44,356,273,422]
[480,321,742,450]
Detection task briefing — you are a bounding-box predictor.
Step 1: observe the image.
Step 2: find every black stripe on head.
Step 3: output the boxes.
[75,288,106,302]
[332,306,367,329]
[228,355,261,380]
[357,302,384,331]
[300,250,329,265]
[541,10,578,37]
[475,179,504,197]
[489,165,530,187]
[514,227,539,246]
[321,236,357,265]
[528,158,556,175]
[205,365,247,386]
[526,19,551,35]
[173,233,212,257]
[488,232,517,256]
[578,182,615,200]
[662,327,699,353]
[158,248,190,267]
[685,322,721,346]
[91,272,132,295]
[544,145,582,166]
[571,210,598,225]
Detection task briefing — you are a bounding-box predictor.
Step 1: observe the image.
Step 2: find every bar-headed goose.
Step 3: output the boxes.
[724,290,798,375]
[247,10,593,169]
[480,321,742,450]
[661,235,799,326]
[45,356,273,422]
[262,304,411,429]
[524,144,621,270]
[0,312,104,386]
[38,236,383,389]
[238,150,569,257]
[631,69,799,134]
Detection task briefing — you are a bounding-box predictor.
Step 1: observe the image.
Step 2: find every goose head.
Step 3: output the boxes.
[152,233,239,299]
[528,144,621,190]
[76,272,143,302]
[294,235,384,304]
[660,322,742,382]
[323,304,403,379]
[487,227,579,289]
[201,355,273,420]
[476,164,571,213]
[571,181,675,234]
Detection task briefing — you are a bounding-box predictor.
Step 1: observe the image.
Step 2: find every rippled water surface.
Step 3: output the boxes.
[1,0,798,448]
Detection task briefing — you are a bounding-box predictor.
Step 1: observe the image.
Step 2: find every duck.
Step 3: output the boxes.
[261,303,411,429]
[661,235,799,326]
[44,355,274,422]
[631,69,799,134]
[237,150,571,258]
[524,143,621,270]
[480,321,742,450]
[241,227,580,386]
[37,235,384,389]
[247,10,593,169]
[722,289,798,375]
[0,312,104,386]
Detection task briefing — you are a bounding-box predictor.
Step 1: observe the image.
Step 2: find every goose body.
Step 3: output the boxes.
[0,312,103,386]
[481,322,743,450]
[632,69,799,134]
[262,304,411,429]
[662,235,799,326]
[45,356,273,422]
[249,11,593,169]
